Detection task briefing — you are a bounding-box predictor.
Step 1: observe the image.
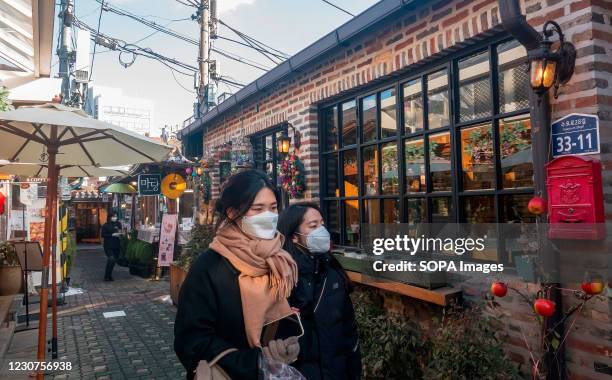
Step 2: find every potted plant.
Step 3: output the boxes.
[128,240,155,278]
[0,241,22,295]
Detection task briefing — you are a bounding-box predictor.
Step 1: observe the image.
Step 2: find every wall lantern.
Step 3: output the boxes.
[196,166,203,176]
[528,20,575,98]
[277,123,302,156]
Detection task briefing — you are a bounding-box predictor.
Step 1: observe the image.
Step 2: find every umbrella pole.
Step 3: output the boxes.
[51,176,58,359]
[36,132,58,379]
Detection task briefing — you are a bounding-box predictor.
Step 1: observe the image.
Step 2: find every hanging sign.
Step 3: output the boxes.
[158,214,178,267]
[138,174,161,196]
[551,113,599,157]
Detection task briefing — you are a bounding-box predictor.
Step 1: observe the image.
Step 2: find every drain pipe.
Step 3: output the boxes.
[498,1,566,379]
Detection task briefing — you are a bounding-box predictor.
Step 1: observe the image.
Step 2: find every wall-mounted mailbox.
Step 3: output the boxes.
[546,156,605,240]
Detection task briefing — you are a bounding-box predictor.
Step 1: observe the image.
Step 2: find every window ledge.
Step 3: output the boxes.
[346,270,462,307]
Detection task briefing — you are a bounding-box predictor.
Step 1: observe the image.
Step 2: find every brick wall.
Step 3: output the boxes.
[199,0,612,378]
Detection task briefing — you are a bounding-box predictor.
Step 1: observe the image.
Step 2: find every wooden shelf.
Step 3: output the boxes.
[346,271,461,307]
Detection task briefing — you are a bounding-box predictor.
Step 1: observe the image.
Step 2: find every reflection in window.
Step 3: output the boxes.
[459,51,492,122]
[383,199,400,223]
[405,138,425,193]
[429,132,452,191]
[323,106,338,151]
[342,100,357,146]
[326,154,339,197]
[265,135,273,160]
[344,200,360,246]
[380,88,397,138]
[326,201,341,244]
[431,197,453,223]
[461,124,495,190]
[362,95,377,142]
[406,198,426,225]
[381,142,399,194]
[343,150,359,197]
[498,40,529,113]
[365,199,380,224]
[501,194,535,223]
[463,195,496,223]
[500,116,533,188]
[427,70,449,129]
[404,79,423,134]
[362,146,379,195]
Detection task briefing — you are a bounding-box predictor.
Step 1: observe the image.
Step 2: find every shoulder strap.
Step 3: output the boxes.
[209,348,238,366]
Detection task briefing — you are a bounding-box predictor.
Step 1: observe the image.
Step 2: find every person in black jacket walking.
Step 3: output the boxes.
[174,170,303,380]
[101,212,122,281]
[278,203,361,380]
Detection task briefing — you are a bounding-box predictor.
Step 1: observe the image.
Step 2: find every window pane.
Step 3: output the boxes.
[459,51,492,122]
[362,95,377,142]
[265,135,273,160]
[500,194,535,223]
[383,199,400,223]
[404,79,423,134]
[364,199,381,224]
[326,200,341,244]
[463,195,496,223]
[362,145,379,195]
[427,70,449,129]
[325,153,339,197]
[405,138,425,193]
[343,149,359,197]
[500,116,533,188]
[498,40,529,113]
[342,100,357,146]
[323,106,338,151]
[461,124,495,190]
[380,88,397,138]
[343,200,360,246]
[431,197,453,223]
[429,132,452,191]
[406,198,426,226]
[381,142,399,194]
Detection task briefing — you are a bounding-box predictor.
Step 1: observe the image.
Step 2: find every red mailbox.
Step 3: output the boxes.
[546,156,605,240]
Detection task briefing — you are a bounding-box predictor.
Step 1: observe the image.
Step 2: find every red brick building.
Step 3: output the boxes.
[182,0,611,378]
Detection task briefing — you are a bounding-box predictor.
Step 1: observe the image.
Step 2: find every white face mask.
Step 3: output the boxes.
[241,211,278,240]
[111,217,118,222]
[298,225,331,253]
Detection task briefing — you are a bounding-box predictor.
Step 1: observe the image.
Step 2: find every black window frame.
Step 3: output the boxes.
[250,123,288,185]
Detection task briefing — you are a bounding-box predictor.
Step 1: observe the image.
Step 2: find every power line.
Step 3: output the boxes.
[212,47,271,71]
[216,35,286,59]
[217,19,289,62]
[321,0,354,17]
[170,68,196,93]
[89,0,105,81]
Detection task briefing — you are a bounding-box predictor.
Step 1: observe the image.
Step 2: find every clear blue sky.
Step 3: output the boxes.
[52,0,379,135]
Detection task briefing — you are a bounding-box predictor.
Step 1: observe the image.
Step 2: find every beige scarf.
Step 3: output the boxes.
[209,223,298,347]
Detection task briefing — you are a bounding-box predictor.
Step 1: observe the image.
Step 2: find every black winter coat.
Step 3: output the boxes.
[174,248,261,380]
[101,221,122,251]
[288,251,361,380]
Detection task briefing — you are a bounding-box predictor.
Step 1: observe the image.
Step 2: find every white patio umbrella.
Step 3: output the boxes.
[0,163,127,177]
[0,103,171,373]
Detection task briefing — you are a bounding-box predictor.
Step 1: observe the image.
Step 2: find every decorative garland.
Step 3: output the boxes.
[279,153,305,199]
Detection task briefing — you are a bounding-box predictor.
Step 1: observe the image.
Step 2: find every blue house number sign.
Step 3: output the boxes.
[551,113,599,158]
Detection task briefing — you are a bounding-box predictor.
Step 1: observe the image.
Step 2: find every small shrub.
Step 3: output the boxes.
[179,224,214,270]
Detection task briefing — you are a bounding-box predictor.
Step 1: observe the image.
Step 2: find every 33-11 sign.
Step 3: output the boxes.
[551,113,599,158]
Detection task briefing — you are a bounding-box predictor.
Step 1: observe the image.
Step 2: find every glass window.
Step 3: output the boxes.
[429,132,452,191]
[323,106,338,151]
[265,135,273,160]
[344,200,360,246]
[498,40,529,113]
[326,201,341,244]
[427,70,449,129]
[463,195,496,223]
[364,199,381,224]
[343,149,359,197]
[459,51,492,122]
[325,154,339,197]
[460,124,495,190]
[362,146,379,195]
[403,79,423,134]
[362,95,377,142]
[383,199,400,223]
[380,88,397,138]
[500,116,533,188]
[342,100,357,146]
[406,198,426,226]
[405,138,425,193]
[431,197,453,223]
[501,194,535,223]
[381,142,399,194]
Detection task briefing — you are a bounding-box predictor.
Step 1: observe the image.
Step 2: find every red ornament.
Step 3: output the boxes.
[533,299,556,317]
[527,196,546,215]
[581,274,605,295]
[0,192,5,215]
[491,282,508,297]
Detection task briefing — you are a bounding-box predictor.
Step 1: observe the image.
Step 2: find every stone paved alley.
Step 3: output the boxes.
[0,246,186,380]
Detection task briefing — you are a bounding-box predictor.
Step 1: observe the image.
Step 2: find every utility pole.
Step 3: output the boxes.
[57,0,74,104]
[196,0,212,117]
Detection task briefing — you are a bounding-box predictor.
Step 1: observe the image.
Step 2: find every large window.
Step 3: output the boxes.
[251,125,288,185]
[320,37,532,264]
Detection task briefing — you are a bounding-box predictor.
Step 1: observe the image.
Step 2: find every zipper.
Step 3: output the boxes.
[313,276,327,314]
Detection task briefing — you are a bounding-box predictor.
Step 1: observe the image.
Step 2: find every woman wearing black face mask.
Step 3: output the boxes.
[101,212,122,281]
[278,203,361,380]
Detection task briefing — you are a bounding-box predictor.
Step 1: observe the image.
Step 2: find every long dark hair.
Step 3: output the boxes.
[278,202,353,292]
[214,169,279,231]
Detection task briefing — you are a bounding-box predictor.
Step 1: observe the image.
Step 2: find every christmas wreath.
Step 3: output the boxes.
[279,153,305,199]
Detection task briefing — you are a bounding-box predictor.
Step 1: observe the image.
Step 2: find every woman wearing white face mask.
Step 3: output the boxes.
[278,203,361,380]
[174,170,303,380]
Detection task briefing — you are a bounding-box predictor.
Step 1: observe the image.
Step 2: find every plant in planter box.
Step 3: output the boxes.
[179,224,215,271]
[0,241,22,295]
